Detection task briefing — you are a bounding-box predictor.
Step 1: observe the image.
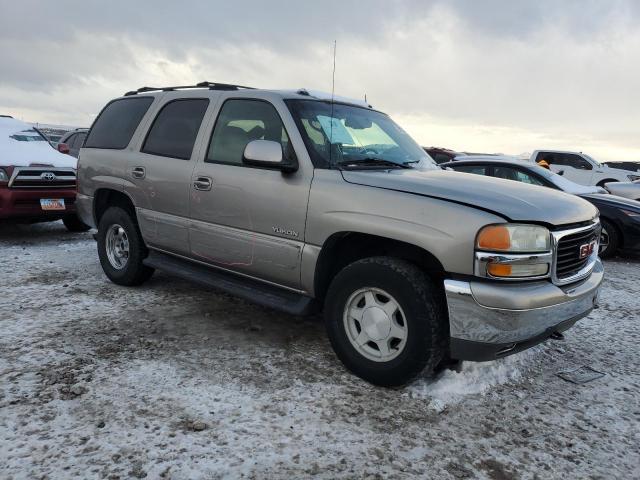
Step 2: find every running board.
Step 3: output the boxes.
[143,250,318,316]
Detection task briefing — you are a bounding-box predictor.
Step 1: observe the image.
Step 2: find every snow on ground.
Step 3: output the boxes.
[1,222,639,479]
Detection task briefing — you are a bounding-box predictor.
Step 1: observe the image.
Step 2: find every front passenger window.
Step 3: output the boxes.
[568,155,592,170]
[207,99,290,166]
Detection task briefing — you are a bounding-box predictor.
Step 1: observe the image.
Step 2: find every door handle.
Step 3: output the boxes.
[131,166,146,179]
[193,176,212,191]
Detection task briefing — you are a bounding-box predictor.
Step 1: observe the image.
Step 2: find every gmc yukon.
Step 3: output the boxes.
[76,83,603,386]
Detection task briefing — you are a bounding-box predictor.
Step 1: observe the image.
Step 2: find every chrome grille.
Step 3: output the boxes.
[553,222,600,284]
[9,167,76,189]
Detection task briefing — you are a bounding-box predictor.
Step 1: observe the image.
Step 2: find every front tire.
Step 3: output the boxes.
[599,218,620,259]
[97,206,154,286]
[324,257,447,387]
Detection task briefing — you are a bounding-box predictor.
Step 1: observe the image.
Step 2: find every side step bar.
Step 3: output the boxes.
[143,250,318,316]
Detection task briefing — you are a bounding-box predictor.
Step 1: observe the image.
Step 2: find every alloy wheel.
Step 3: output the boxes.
[343,287,408,362]
[105,224,130,270]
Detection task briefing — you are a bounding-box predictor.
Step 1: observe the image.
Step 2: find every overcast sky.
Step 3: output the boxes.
[2,0,639,160]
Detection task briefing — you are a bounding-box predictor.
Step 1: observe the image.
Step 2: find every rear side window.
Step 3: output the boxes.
[142,99,210,160]
[64,134,77,147]
[452,165,487,175]
[85,97,154,149]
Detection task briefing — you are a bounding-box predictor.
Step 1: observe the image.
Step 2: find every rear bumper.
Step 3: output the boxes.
[0,186,77,220]
[444,259,604,361]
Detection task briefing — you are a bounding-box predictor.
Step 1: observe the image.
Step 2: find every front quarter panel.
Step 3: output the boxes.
[305,170,506,283]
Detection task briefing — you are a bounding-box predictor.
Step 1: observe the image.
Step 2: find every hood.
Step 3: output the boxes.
[0,117,77,169]
[342,169,598,226]
[581,193,640,212]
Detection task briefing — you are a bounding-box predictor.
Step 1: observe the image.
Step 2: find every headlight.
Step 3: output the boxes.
[477,224,551,253]
[628,174,640,182]
[475,224,552,280]
[0,168,8,182]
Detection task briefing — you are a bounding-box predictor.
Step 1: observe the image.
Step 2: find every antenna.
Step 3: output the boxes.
[329,40,337,166]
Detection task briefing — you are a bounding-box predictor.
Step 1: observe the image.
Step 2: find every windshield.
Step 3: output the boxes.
[583,154,601,166]
[286,100,436,170]
[9,128,47,142]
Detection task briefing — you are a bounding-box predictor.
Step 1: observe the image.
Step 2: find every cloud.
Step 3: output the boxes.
[1,0,639,161]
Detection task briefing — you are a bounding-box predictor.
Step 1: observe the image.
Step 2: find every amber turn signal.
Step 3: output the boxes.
[477,225,511,251]
[487,263,512,277]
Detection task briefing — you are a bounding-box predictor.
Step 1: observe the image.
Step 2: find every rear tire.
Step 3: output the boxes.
[324,256,447,387]
[97,206,154,286]
[63,214,91,232]
[599,218,620,259]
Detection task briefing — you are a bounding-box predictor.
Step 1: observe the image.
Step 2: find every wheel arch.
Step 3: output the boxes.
[597,178,619,187]
[313,231,446,302]
[93,188,137,226]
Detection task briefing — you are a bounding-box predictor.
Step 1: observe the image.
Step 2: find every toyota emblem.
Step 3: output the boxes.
[40,172,56,181]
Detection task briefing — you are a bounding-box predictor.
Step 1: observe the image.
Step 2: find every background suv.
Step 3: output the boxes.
[0,116,89,231]
[58,128,89,158]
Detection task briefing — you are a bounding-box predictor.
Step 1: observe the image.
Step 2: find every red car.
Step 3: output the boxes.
[0,115,88,231]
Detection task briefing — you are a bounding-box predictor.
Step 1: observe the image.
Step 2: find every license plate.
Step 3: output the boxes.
[40,199,66,211]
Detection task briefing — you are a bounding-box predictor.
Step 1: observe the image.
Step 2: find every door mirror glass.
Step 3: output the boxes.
[243,139,297,172]
[57,143,70,154]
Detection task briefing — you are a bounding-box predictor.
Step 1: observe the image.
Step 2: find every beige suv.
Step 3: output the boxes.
[77,82,603,386]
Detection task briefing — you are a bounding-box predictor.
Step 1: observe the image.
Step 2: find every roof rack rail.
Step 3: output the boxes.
[124,81,255,96]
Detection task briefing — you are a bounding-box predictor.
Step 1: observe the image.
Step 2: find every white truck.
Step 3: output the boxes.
[531,150,640,187]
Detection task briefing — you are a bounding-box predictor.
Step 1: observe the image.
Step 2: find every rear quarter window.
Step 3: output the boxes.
[85,97,154,149]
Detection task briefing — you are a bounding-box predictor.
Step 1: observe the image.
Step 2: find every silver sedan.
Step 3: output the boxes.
[605,181,640,201]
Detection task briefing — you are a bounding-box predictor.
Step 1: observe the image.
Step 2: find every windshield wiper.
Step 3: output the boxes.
[336,158,413,170]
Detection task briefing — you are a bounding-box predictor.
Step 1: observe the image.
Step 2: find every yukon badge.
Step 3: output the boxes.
[273,226,299,238]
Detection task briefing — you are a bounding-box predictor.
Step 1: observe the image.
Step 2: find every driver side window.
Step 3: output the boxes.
[206,99,290,166]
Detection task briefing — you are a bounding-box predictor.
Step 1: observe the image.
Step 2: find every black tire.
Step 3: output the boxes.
[324,257,447,387]
[63,214,91,232]
[599,218,620,259]
[97,206,154,286]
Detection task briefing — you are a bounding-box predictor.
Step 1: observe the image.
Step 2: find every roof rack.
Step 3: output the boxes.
[124,81,255,96]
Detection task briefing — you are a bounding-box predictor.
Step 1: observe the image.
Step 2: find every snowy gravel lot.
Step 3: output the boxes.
[1,222,639,480]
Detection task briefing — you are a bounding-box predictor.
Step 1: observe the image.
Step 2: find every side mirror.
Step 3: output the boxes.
[557,169,565,176]
[242,140,298,173]
[57,143,70,154]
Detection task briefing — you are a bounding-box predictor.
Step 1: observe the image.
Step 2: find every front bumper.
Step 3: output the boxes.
[444,259,604,361]
[0,186,77,220]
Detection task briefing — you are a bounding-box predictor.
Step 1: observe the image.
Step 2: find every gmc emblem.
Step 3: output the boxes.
[579,240,596,259]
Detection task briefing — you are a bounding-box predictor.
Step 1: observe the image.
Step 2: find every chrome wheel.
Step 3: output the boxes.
[599,227,610,255]
[343,287,408,362]
[105,224,129,270]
